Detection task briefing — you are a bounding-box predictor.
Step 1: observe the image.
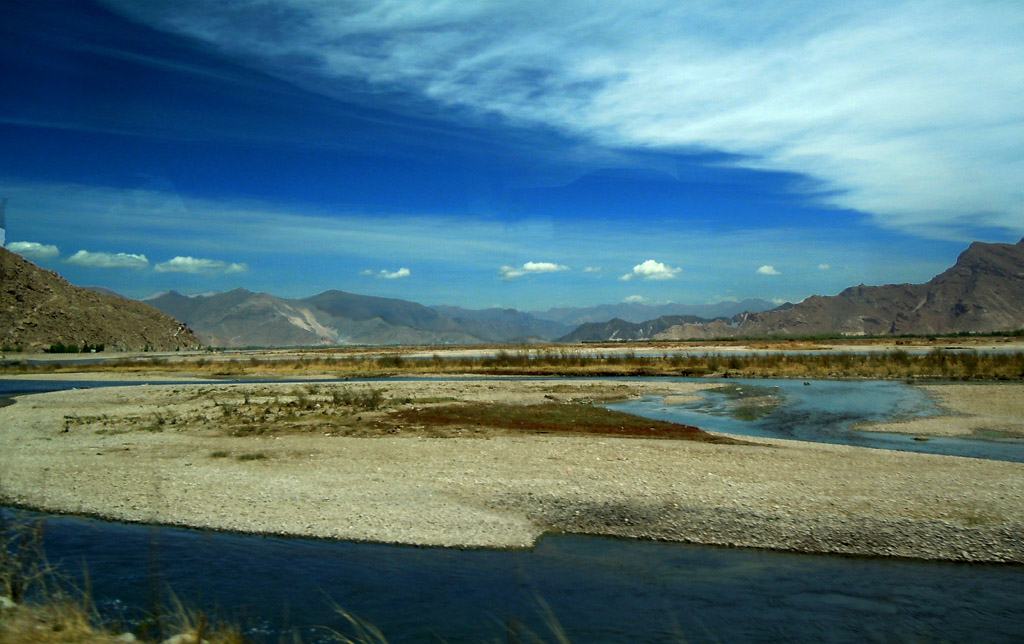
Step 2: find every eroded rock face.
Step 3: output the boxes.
[0,248,201,351]
[653,238,1024,340]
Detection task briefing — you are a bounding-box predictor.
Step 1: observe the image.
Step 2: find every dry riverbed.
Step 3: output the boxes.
[1,378,1022,563]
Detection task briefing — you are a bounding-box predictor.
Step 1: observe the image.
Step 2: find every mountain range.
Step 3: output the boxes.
[531,298,777,326]
[143,289,780,348]
[143,289,561,347]
[569,238,1024,341]
[6,238,1020,350]
[0,247,201,351]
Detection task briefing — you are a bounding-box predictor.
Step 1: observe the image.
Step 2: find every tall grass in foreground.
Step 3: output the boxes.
[1,513,587,644]
[1,511,244,644]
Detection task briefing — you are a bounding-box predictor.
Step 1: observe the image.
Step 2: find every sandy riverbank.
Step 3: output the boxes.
[1,378,1022,562]
[858,382,1024,438]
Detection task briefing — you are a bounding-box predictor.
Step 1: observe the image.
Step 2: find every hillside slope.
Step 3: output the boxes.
[147,289,491,347]
[534,298,776,326]
[655,238,1024,339]
[558,315,713,343]
[1,248,201,351]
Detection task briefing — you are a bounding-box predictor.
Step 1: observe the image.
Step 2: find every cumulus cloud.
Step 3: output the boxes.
[623,295,646,303]
[153,256,248,274]
[7,241,59,260]
[620,259,681,281]
[105,1,1024,239]
[818,263,831,270]
[360,267,410,279]
[757,265,782,276]
[66,250,149,270]
[498,261,569,280]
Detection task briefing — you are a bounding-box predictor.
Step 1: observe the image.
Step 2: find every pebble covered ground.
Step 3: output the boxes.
[859,382,1024,438]
[1,378,1022,562]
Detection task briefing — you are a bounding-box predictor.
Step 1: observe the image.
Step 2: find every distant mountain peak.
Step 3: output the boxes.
[654,238,1024,340]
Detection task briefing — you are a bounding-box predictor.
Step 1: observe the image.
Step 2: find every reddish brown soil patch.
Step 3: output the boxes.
[389,402,743,443]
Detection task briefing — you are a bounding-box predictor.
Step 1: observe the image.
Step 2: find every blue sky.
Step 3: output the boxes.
[2,0,1022,311]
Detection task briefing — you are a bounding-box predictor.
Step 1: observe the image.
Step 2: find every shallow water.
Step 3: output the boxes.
[3,375,1022,461]
[4,379,1024,641]
[3,509,1018,643]
[609,378,1024,463]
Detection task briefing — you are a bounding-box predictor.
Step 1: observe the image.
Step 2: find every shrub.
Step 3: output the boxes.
[331,387,385,410]
[43,343,80,354]
[378,355,404,368]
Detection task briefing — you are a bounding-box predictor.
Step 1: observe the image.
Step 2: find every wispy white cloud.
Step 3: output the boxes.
[623,295,646,303]
[6,241,59,260]
[66,250,149,269]
[360,267,410,280]
[620,259,681,281]
[107,1,1024,240]
[1,180,552,266]
[153,256,248,274]
[818,263,831,270]
[3,179,956,307]
[498,261,569,280]
[583,266,602,273]
[757,265,781,276]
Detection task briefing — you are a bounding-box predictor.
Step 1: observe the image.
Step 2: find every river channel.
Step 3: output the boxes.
[609,377,1024,463]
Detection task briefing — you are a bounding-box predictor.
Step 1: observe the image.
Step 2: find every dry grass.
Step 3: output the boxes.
[60,383,738,443]
[0,601,116,644]
[0,601,247,644]
[61,385,391,439]
[5,342,1023,380]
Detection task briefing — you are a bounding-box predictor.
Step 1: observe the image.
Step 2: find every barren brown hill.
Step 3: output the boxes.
[1,248,201,351]
[655,238,1024,339]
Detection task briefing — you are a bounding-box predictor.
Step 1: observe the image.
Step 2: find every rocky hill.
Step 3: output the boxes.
[533,298,776,326]
[146,288,338,348]
[145,289,563,347]
[652,238,1024,340]
[93,237,1024,347]
[431,305,572,343]
[0,248,201,351]
[558,315,715,343]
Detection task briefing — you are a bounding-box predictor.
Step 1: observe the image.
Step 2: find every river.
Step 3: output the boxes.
[2,377,1023,642]
[2,509,1019,644]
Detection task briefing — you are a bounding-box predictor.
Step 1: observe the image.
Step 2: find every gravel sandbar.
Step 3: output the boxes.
[1,378,1022,563]
[858,382,1024,438]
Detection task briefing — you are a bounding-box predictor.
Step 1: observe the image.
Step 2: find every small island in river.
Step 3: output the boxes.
[2,370,1022,563]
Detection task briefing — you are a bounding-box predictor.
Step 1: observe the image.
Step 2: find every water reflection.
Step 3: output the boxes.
[609,378,1024,463]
